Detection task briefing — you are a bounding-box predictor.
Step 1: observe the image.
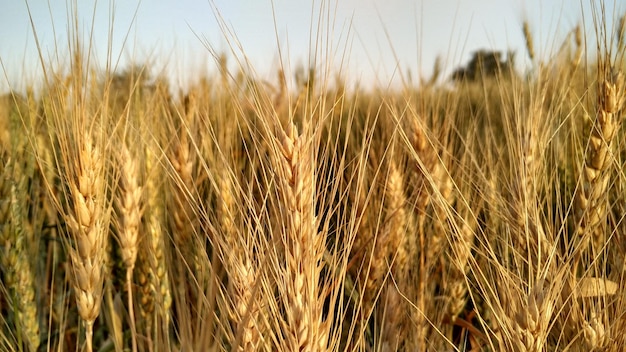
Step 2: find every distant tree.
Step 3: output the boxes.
[106,65,155,115]
[451,49,517,82]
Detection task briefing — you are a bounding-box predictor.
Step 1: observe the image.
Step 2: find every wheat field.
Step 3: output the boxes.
[2,3,626,352]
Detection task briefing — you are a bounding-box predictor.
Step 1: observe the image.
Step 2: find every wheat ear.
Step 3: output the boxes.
[170,130,194,250]
[575,70,624,253]
[66,134,106,352]
[523,21,535,61]
[406,113,444,262]
[569,68,624,351]
[446,217,475,322]
[406,113,441,348]
[216,168,260,351]
[117,145,142,275]
[378,157,413,351]
[116,145,143,352]
[137,145,171,337]
[0,159,40,351]
[510,279,557,352]
[169,129,200,317]
[275,122,328,351]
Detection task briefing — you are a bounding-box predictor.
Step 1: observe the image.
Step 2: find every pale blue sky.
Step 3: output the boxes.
[0,0,623,93]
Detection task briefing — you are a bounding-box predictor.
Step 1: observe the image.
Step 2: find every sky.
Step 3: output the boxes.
[0,0,624,93]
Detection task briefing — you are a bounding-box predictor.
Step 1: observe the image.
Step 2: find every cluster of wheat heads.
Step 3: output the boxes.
[4,7,626,352]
